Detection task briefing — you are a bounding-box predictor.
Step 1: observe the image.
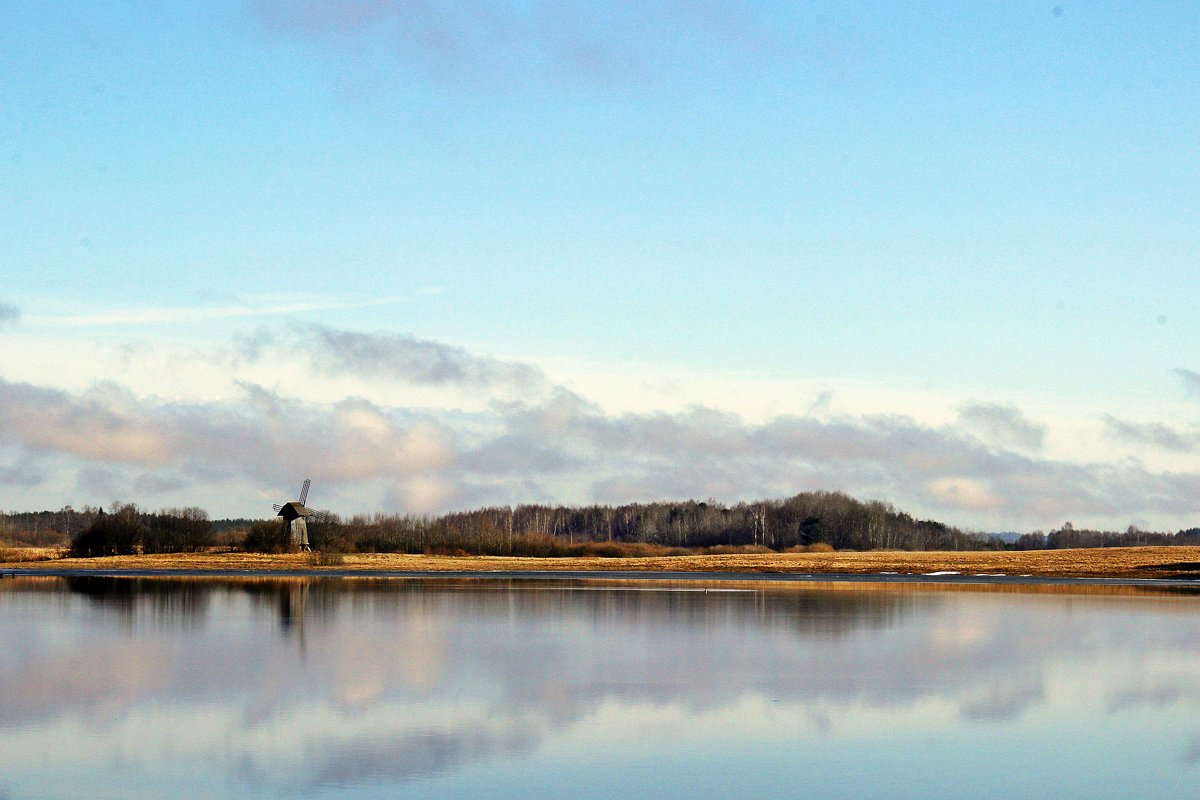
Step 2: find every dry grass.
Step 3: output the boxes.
[5,546,1200,579]
[0,547,66,564]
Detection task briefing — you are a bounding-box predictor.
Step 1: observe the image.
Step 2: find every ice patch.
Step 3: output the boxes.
[923,571,961,576]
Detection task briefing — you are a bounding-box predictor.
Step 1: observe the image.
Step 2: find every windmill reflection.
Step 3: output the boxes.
[276,580,310,653]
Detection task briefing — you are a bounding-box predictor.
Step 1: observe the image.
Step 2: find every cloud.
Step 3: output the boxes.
[1107,679,1200,715]
[0,455,45,488]
[0,380,178,466]
[27,297,408,328]
[132,472,191,495]
[0,303,18,328]
[301,324,547,391]
[4,326,1200,528]
[1102,415,1197,453]
[959,678,1044,722]
[460,392,1200,524]
[4,575,1195,796]
[926,477,1001,511]
[75,466,127,502]
[957,403,1046,452]
[1185,736,1200,766]
[0,375,462,512]
[250,0,765,88]
[1176,369,1200,401]
[385,474,459,514]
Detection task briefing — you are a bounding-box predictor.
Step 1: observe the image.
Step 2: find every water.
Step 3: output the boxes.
[2,576,1200,799]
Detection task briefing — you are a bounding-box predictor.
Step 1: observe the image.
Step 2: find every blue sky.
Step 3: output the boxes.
[1,1,1198,530]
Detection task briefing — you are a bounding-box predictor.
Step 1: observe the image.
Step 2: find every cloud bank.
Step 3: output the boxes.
[2,324,1199,530]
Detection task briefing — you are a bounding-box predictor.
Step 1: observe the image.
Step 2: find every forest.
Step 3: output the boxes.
[1,493,1198,557]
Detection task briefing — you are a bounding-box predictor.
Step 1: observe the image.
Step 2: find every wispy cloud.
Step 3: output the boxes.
[251,0,766,88]
[27,297,410,328]
[302,324,547,391]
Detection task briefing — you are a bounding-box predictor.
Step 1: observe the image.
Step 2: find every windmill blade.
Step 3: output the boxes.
[298,478,311,506]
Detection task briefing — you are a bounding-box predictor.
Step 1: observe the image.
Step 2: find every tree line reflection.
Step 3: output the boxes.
[3,576,1200,796]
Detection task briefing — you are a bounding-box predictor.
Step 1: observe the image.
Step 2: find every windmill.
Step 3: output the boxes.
[274,478,331,551]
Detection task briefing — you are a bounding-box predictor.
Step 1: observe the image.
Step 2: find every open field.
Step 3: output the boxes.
[5,546,1200,580]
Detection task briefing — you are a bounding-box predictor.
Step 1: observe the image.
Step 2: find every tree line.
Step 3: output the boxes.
[3,495,1198,557]
[0,507,98,547]
[1010,522,1200,550]
[65,504,213,556]
[301,492,989,556]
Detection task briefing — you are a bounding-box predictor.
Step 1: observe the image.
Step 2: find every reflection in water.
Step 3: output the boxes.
[2,576,1200,799]
[65,575,214,628]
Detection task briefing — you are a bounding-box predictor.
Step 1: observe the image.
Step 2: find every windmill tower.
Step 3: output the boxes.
[274,478,314,551]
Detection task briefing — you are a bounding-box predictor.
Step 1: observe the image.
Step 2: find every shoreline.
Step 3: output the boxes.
[7,565,1200,591]
[6,545,1200,584]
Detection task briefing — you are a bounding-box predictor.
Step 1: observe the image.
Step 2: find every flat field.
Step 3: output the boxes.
[5,546,1200,580]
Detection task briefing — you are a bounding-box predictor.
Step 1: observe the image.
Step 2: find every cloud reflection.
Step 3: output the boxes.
[2,578,1200,796]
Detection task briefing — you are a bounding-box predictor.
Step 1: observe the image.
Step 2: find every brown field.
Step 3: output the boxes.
[5,546,1200,580]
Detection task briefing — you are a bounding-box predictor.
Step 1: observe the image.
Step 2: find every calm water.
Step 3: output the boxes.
[2,576,1200,799]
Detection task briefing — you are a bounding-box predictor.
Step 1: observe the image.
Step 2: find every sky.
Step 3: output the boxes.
[1,1,1198,531]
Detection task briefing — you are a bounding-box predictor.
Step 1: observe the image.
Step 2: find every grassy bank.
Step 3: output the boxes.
[5,546,1200,580]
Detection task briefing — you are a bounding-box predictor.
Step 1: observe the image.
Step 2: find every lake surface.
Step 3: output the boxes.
[2,576,1200,799]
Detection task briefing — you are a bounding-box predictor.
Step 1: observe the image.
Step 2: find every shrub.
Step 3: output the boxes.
[786,542,835,553]
[142,507,213,553]
[242,520,294,554]
[211,525,249,551]
[306,518,351,554]
[583,542,628,558]
[307,550,345,567]
[69,504,214,557]
[706,544,773,555]
[0,547,60,563]
[70,504,145,557]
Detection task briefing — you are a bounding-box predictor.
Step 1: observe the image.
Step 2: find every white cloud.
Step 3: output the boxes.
[1,325,1198,530]
[26,296,410,328]
[0,380,178,465]
[926,477,1001,512]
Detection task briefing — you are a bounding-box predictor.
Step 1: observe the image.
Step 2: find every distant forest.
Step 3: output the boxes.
[2,493,1199,557]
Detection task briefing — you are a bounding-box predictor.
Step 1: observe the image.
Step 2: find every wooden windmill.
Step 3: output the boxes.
[274,478,319,551]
